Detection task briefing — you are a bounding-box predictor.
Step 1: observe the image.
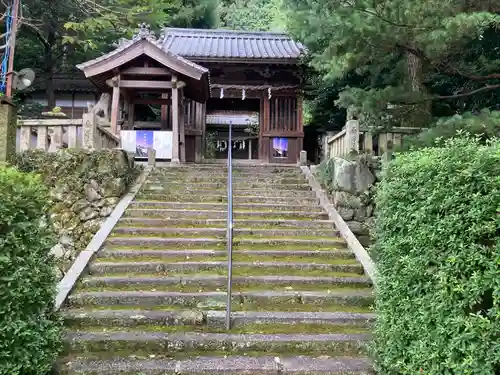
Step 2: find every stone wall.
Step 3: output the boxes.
[12,149,141,279]
[314,154,381,246]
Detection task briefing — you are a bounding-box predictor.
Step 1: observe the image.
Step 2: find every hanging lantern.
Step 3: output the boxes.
[242,88,246,100]
[220,88,224,99]
[268,87,272,99]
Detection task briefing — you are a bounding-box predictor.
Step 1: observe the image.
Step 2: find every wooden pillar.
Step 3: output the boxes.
[161,93,169,130]
[179,88,186,162]
[171,75,180,165]
[110,75,121,135]
[127,95,135,130]
[261,93,270,162]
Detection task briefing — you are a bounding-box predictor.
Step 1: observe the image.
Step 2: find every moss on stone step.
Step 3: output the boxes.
[94,254,359,265]
[76,284,371,295]
[89,266,362,278]
[66,323,369,335]
[63,334,367,358]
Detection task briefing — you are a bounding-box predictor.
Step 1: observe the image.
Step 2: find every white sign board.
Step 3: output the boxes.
[121,130,173,159]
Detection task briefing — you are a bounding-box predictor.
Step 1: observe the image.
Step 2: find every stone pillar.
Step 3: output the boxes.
[110,75,121,135]
[345,119,360,154]
[82,111,97,149]
[0,99,17,165]
[147,147,156,167]
[299,150,307,166]
[171,75,180,165]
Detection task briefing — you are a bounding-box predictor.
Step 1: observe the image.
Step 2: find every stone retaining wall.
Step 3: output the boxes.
[314,155,381,246]
[12,149,141,279]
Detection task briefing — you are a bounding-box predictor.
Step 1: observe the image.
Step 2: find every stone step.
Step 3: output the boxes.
[150,166,302,173]
[87,261,364,275]
[116,217,335,229]
[111,226,339,238]
[147,176,307,184]
[139,188,317,198]
[142,182,312,190]
[96,249,356,260]
[130,201,324,213]
[122,208,329,220]
[64,331,370,356]
[63,309,375,329]
[79,274,371,289]
[134,194,319,205]
[59,356,374,375]
[104,237,345,249]
[67,290,373,308]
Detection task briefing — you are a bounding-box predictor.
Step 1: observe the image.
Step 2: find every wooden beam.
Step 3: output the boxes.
[105,79,186,90]
[121,67,171,76]
[133,98,172,105]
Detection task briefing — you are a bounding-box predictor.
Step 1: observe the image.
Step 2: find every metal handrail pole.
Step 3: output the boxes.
[225,121,234,330]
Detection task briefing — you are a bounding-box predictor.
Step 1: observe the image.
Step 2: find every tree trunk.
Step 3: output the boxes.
[44,18,57,110]
[406,51,431,127]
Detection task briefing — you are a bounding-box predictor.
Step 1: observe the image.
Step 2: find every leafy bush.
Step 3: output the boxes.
[401,110,500,151]
[372,136,500,374]
[0,167,62,375]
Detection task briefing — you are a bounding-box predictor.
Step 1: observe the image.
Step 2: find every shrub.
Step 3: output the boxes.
[400,110,500,151]
[372,136,500,375]
[0,167,62,375]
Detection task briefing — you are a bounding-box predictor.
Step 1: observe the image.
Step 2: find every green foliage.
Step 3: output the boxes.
[372,135,500,374]
[218,0,285,31]
[64,0,219,52]
[0,167,62,375]
[401,110,500,150]
[204,131,217,159]
[315,158,335,194]
[285,0,500,128]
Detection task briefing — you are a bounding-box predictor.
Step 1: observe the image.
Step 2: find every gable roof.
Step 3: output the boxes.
[77,39,208,80]
[76,26,210,102]
[162,28,305,62]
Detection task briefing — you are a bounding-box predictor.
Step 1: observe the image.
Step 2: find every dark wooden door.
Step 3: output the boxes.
[185,136,196,162]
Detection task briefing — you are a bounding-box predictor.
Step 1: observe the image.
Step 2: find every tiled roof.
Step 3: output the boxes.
[162,28,305,61]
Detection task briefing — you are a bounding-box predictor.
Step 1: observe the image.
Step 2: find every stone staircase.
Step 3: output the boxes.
[60,164,374,374]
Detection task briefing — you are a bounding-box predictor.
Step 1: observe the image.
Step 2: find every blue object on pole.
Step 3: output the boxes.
[0,6,13,93]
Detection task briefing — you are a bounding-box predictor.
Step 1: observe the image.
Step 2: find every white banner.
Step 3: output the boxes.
[121,130,173,159]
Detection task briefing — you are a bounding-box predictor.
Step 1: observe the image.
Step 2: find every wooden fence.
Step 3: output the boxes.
[17,116,120,152]
[325,120,420,158]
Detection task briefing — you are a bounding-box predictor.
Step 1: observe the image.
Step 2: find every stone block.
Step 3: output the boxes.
[333,191,362,208]
[331,156,376,195]
[299,150,307,166]
[337,207,354,221]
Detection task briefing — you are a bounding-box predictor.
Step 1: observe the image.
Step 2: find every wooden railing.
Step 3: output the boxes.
[17,115,121,152]
[17,119,83,151]
[325,120,360,158]
[325,120,420,158]
[97,125,120,149]
[359,127,420,155]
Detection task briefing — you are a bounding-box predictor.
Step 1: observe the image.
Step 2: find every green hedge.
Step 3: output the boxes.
[372,136,500,374]
[0,167,62,375]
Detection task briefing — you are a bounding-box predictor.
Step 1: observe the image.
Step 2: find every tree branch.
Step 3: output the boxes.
[397,84,500,105]
[439,63,500,81]
[19,19,50,48]
[341,0,431,30]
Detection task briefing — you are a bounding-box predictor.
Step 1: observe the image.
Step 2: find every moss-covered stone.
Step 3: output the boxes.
[12,149,141,279]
